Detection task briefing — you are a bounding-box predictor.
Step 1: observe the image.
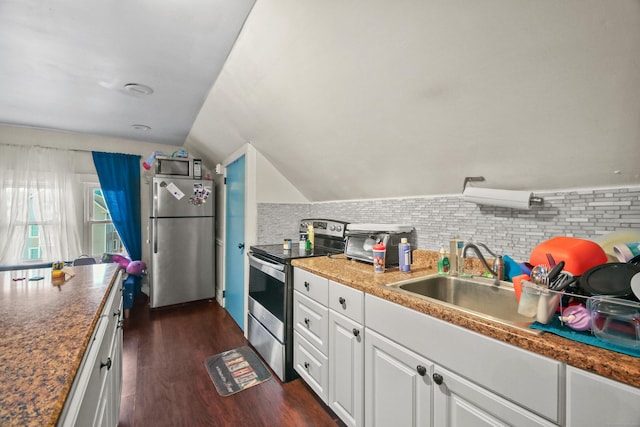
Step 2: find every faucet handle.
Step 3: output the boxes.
[492,255,504,281]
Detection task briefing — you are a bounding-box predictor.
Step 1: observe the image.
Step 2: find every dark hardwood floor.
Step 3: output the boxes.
[118,294,343,427]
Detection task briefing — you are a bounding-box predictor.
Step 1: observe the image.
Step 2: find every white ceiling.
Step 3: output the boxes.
[0,0,255,145]
[1,1,639,202]
[188,0,640,201]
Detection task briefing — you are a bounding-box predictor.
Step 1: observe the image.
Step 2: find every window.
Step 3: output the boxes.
[85,184,123,256]
[22,191,45,261]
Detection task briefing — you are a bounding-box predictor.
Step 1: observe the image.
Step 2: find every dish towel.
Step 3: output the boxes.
[530,318,640,358]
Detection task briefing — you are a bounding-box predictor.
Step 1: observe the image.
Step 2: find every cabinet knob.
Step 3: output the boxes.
[432,373,444,385]
[113,310,121,317]
[100,357,112,370]
[304,281,310,290]
[339,297,346,306]
[304,318,310,327]
[352,328,360,337]
[416,365,427,376]
[304,362,310,369]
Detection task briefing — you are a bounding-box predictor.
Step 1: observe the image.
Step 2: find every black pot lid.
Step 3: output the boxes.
[579,263,640,296]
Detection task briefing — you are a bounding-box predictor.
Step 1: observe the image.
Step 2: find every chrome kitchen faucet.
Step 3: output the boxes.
[461,242,504,285]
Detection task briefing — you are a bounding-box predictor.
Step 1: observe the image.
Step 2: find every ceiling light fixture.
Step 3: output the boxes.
[123,83,154,95]
[132,124,151,131]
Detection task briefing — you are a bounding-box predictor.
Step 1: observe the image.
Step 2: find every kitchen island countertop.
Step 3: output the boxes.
[0,263,121,427]
[292,251,640,389]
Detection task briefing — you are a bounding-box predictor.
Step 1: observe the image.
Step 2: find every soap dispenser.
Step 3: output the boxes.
[438,247,450,275]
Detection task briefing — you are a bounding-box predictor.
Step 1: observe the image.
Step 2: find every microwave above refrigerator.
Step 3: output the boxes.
[155,156,202,179]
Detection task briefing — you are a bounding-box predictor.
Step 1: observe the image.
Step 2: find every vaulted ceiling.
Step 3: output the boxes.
[0,0,255,145]
[2,1,639,202]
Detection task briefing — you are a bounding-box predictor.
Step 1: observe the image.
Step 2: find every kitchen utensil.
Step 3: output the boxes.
[579,263,640,297]
[549,271,575,291]
[547,261,565,284]
[546,253,557,267]
[631,272,640,301]
[530,264,550,286]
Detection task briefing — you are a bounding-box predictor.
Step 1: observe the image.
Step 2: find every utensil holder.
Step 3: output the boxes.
[518,280,562,324]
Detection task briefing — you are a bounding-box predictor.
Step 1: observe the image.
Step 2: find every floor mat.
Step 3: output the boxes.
[204,346,272,396]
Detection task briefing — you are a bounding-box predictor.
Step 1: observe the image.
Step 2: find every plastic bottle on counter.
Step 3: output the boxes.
[307,224,315,250]
[372,242,386,273]
[398,238,411,272]
[438,247,450,275]
[450,238,463,276]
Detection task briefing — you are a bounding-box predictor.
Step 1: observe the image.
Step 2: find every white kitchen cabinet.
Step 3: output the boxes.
[365,328,433,427]
[365,293,563,426]
[432,364,557,427]
[293,267,330,403]
[59,271,124,427]
[328,280,365,427]
[293,269,365,426]
[329,310,363,427]
[566,366,640,427]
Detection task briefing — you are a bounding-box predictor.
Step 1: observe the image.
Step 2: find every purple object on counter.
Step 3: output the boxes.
[558,304,590,331]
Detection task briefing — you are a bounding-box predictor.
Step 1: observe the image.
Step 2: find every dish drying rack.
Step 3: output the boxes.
[518,280,640,353]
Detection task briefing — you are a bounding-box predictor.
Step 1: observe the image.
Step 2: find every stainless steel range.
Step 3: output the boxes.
[248,219,348,382]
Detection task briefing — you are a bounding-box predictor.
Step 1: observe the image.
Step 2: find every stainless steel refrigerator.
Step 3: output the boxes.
[149,176,215,308]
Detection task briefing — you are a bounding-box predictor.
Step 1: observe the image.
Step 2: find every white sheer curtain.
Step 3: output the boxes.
[0,144,82,265]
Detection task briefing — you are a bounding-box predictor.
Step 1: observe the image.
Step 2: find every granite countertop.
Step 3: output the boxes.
[292,251,640,389]
[0,263,121,427]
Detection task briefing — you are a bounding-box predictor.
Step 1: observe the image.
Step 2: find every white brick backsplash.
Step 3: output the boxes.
[257,186,640,262]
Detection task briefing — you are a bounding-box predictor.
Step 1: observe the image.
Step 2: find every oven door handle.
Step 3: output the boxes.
[248,253,285,271]
[248,253,286,282]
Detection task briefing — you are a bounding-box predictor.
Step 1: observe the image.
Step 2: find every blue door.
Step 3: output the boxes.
[225,155,246,330]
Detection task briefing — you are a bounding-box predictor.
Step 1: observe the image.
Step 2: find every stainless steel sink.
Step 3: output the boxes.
[386,274,539,334]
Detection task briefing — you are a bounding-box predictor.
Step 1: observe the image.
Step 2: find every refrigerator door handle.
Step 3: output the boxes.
[153,218,158,254]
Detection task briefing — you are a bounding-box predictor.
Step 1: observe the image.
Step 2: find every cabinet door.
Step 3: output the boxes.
[329,310,364,427]
[365,328,433,427]
[566,366,640,427]
[108,300,123,427]
[433,365,557,427]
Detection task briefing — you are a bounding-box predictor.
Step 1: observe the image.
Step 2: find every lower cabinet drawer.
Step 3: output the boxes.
[294,330,329,404]
[294,291,329,354]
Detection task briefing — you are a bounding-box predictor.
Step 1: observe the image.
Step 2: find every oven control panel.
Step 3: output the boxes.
[299,219,348,238]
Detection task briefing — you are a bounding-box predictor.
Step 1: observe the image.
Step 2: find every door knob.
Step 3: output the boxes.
[238,243,245,249]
